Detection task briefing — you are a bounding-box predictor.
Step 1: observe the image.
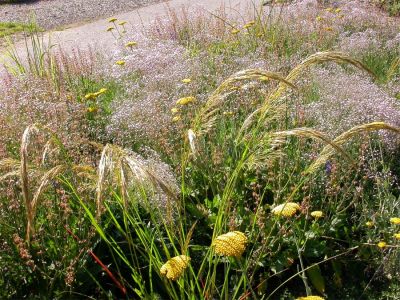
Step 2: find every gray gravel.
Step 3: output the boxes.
[0,0,165,30]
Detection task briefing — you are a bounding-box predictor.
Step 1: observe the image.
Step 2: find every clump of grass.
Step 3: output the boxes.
[0,21,39,38]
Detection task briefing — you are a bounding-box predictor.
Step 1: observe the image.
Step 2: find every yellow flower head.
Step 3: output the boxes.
[98,88,108,94]
[394,233,400,240]
[171,107,179,114]
[271,202,300,217]
[160,255,190,280]
[335,8,342,13]
[119,21,127,26]
[243,21,255,29]
[212,231,247,257]
[84,93,97,100]
[106,27,115,32]
[377,241,387,249]
[296,296,325,300]
[172,116,181,122]
[109,17,117,23]
[223,111,234,116]
[176,96,195,105]
[311,211,323,219]
[87,107,98,113]
[181,78,191,84]
[365,221,374,227]
[316,16,323,22]
[125,41,137,48]
[325,7,334,12]
[390,217,400,225]
[231,29,240,34]
[116,60,126,66]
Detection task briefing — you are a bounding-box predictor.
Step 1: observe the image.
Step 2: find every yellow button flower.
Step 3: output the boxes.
[212,231,247,257]
[171,107,179,114]
[125,41,137,48]
[109,17,117,23]
[116,60,126,66]
[394,233,400,240]
[176,96,195,105]
[84,93,97,100]
[271,202,300,217]
[160,255,190,280]
[365,221,374,227]
[377,241,387,249]
[296,296,325,300]
[98,88,108,94]
[106,27,114,32]
[311,211,323,219]
[172,116,181,122]
[390,217,400,225]
[181,78,191,83]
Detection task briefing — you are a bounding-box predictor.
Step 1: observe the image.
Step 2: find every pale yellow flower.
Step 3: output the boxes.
[109,17,117,23]
[172,116,181,122]
[87,107,98,113]
[390,217,400,225]
[271,202,300,217]
[243,21,255,29]
[394,233,400,240]
[365,221,374,227]
[116,60,126,66]
[311,211,323,219]
[125,41,137,48]
[160,255,190,280]
[98,88,108,94]
[296,296,325,300]
[377,241,387,249]
[176,96,195,105]
[335,8,342,13]
[212,231,247,257]
[84,93,97,100]
[231,29,240,34]
[171,107,179,114]
[325,7,334,12]
[181,78,191,83]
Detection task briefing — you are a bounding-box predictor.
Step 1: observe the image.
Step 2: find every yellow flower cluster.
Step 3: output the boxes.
[84,88,108,100]
[109,17,117,23]
[231,29,240,35]
[160,255,190,280]
[243,21,255,29]
[365,221,374,227]
[181,78,191,83]
[311,211,323,219]
[176,96,195,105]
[377,241,387,249]
[394,233,400,240]
[212,231,247,257]
[125,41,137,48]
[116,60,126,66]
[271,202,300,217]
[106,27,114,32]
[296,296,325,300]
[390,217,400,225]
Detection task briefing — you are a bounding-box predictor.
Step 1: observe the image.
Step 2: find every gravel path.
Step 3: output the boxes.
[0,0,165,30]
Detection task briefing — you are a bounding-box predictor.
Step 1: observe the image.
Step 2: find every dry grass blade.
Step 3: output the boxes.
[307,122,400,174]
[194,69,295,134]
[269,51,375,102]
[20,124,39,242]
